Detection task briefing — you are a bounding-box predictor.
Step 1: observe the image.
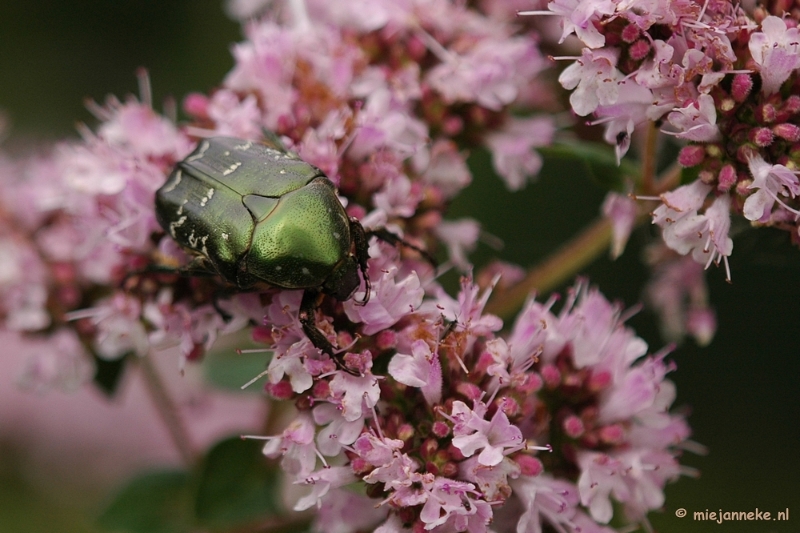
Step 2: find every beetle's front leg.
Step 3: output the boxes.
[299,288,356,374]
[349,218,371,305]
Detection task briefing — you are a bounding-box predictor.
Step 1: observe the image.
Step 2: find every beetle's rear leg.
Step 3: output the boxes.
[300,288,356,374]
[367,227,437,267]
[121,255,218,289]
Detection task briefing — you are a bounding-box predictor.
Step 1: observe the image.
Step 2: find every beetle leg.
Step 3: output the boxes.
[121,256,218,289]
[367,227,437,267]
[349,218,372,306]
[299,288,357,374]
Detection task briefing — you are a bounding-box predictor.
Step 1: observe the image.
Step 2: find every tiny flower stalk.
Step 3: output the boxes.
[138,354,197,467]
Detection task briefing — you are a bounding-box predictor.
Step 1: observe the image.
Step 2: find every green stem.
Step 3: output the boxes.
[485,217,612,320]
[485,157,683,321]
[139,355,197,467]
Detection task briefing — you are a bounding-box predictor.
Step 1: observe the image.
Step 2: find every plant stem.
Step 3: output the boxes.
[485,217,612,320]
[139,355,196,467]
[486,155,683,321]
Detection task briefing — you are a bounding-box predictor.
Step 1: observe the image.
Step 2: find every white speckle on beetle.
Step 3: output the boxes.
[221,232,229,241]
[169,215,187,238]
[333,232,340,240]
[223,150,230,156]
[302,267,310,276]
[185,140,209,162]
[275,266,282,271]
[234,141,253,151]
[279,169,286,174]
[176,198,188,215]
[200,188,215,207]
[161,169,182,193]
[223,161,242,176]
[200,235,209,256]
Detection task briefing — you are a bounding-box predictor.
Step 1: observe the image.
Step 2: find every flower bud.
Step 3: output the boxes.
[773,123,800,142]
[678,145,706,167]
[731,74,753,103]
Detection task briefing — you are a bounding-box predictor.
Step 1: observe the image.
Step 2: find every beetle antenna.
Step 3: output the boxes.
[368,227,437,267]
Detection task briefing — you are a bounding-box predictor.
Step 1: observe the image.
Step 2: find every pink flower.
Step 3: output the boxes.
[419,477,491,532]
[744,155,800,222]
[645,250,716,345]
[16,329,94,394]
[546,0,617,49]
[344,267,424,336]
[485,116,555,191]
[434,218,481,271]
[413,139,472,200]
[388,339,442,406]
[652,179,712,239]
[601,192,638,259]
[512,475,581,533]
[312,403,365,457]
[294,465,358,511]
[329,366,381,422]
[666,94,721,142]
[428,37,544,111]
[206,90,263,140]
[559,48,621,117]
[261,412,318,477]
[748,16,800,96]
[224,21,298,127]
[450,399,525,467]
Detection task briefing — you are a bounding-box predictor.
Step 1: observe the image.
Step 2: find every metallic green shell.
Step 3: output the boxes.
[155,137,351,288]
[245,177,351,289]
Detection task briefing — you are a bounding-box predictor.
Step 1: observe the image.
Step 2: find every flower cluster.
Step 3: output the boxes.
[0,1,692,531]
[534,0,800,267]
[258,278,689,533]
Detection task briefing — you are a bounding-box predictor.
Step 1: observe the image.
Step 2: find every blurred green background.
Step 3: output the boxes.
[0,1,798,532]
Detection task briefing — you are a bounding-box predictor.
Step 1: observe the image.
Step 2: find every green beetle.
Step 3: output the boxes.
[155,136,370,367]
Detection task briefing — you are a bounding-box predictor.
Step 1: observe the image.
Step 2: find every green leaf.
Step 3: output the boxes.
[681,164,701,185]
[194,436,281,529]
[92,353,128,396]
[97,470,193,533]
[540,142,638,192]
